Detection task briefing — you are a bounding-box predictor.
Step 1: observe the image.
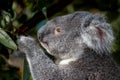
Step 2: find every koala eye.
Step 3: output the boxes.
[54,27,61,35]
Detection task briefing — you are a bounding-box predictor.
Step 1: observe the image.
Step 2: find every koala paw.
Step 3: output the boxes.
[17,36,37,52]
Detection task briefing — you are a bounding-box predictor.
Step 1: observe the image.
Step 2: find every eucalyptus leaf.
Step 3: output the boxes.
[0,28,17,50]
[22,58,32,80]
[42,7,48,20]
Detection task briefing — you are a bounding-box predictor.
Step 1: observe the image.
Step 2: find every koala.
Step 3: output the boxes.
[18,11,120,80]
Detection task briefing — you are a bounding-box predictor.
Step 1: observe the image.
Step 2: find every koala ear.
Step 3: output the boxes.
[81,23,114,55]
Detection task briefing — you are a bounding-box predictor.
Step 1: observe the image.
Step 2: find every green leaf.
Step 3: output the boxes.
[38,0,47,11]
[22,58,32,80]
[42,7,48,20]
[0,28,17,50]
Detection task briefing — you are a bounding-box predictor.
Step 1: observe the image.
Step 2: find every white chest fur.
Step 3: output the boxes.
[59,58,77,65]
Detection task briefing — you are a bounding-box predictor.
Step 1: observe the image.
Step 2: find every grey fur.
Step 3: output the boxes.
[18,11,120,80]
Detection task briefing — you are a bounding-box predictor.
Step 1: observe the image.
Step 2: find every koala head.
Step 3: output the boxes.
[38,11,114,60]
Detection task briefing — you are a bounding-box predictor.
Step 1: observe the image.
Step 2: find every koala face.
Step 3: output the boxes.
[38,12,89,59]
[38,11,114,59]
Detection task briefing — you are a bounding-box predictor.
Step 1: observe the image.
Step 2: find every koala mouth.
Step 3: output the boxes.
[40,41,48,48]
[39,41,51,53]
[40,41,48,46]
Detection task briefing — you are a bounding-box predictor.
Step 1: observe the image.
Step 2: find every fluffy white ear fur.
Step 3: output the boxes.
[81,24,114,55]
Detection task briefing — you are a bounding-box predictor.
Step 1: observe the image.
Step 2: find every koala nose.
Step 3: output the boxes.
[38,32,44,42]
